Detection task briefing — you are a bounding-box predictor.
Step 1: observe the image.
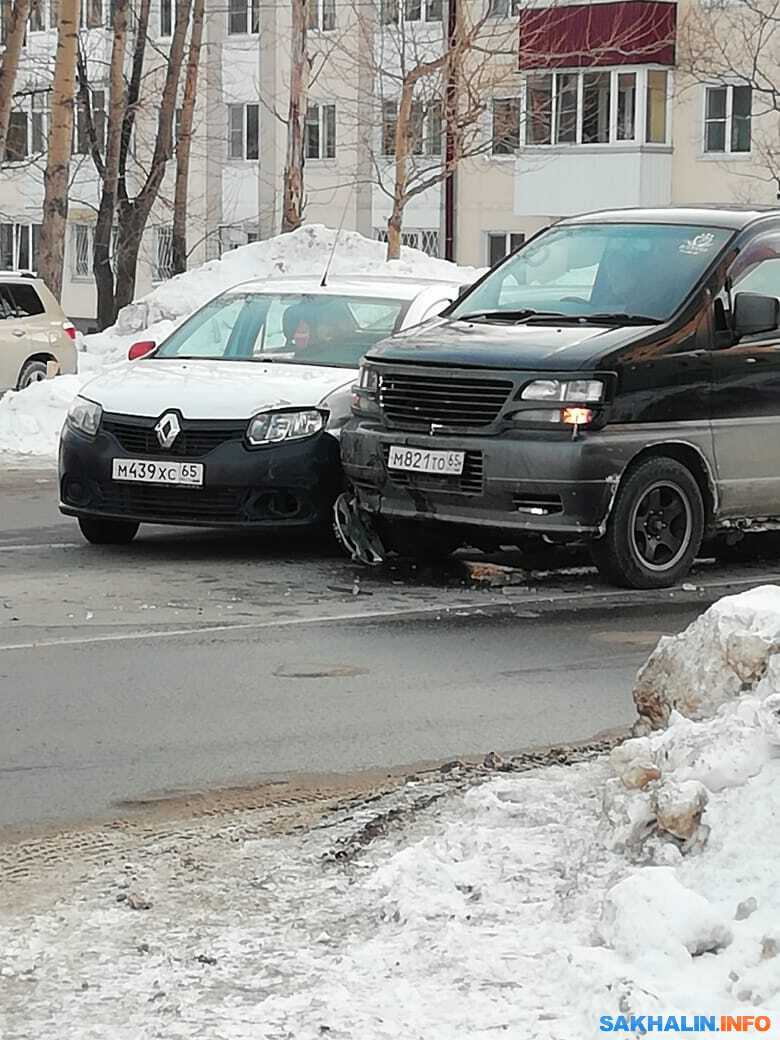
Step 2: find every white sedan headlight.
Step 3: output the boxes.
[67,396,103,436]
[246,408,326,446]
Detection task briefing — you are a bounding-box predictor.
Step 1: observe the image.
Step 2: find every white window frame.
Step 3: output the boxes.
[308,0,335,31]
[227,0,259,35]
[487,0,520,18]
[701,82,752,158]
[0,223,41,272]
[490,95,521,158]
[516,66,672,150]
[381,98,442,158]
[71,224,93,281]
[305,101,337,160]
[28,0,47,31]
[227,103,260,160]
[485,231,525,266]
[153,226,175,283]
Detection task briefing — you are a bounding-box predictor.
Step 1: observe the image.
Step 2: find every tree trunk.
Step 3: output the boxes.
[114,0,191,310]
[93,0,129,329]
[0,0,31,160]
[172,0,204,275]
[39,0,79,300]
[386,78,414,261]
[281,0,308,233]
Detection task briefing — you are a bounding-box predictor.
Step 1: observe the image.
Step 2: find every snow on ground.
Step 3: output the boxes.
[0,224,480,461]
[2,587,780,1039]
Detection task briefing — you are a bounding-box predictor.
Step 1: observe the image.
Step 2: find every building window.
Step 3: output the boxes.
[31,91,48,153]
[491,97,520,155]
[373,227,440,256]
[488,0,519,15]
[307,0,335,30]
[704,84,751,154]
[381,100,397,155]
[518,67,668,148]
[71,224,92,279]
[227,103,259,160]
[75,88,106,155]
[82,0,102,27]
[410,100,442,155]
[154,226,175,282]
[425,0,442,19]
[29,0,46,30]
[487,231,524,267]
[228,0,259,34]
[380,0,398,23]
[160,0,171,35]
[4,110,28,162]
[0,223,41,271]
[305,103,336,159]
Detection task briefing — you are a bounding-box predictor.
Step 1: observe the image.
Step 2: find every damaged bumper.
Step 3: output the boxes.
[340,421,620,539]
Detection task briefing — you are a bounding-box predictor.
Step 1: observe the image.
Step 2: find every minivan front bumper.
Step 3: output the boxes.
[340,421,621,538]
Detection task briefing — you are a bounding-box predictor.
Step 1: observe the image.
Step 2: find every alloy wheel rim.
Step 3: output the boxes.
[629,480,693,572]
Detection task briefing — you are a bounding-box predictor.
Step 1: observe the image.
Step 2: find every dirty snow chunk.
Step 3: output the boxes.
[653,778,708,840]
[757,691,780,746]
[602,776,656,853]
[600,868,733,962]
[633,585,780,729]
[652,708,768,792]
[609,737,660,789]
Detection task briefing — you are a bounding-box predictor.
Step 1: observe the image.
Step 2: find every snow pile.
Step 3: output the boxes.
[0,224,480,461]
[634,584,780,729]
[3,589,780,1037]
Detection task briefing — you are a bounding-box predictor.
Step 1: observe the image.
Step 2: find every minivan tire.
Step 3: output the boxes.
[17,359,49,389]
[590,457,704,589]
[78,517,140,545]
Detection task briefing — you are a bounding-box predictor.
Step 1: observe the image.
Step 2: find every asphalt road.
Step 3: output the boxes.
[3,465,780,831]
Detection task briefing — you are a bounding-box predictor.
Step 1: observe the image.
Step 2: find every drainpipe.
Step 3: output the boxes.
[444,0,457,261]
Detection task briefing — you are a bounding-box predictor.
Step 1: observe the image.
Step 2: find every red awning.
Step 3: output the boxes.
[518,1,676,70]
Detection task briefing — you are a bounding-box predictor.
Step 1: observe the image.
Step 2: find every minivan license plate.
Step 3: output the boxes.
[387,446,465,475]
[112,459,204,486]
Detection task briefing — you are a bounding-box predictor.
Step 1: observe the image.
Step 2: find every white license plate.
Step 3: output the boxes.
[387,445,465,475]
[112,458,204,486]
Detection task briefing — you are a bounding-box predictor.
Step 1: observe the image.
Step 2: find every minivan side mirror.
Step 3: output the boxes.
[128,340,156,360]
[457,283,473,300]
[732,292,780,337]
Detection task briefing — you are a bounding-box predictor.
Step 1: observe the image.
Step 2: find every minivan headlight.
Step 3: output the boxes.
[246,408,326,446]
[358,366,379,391]
[521,379,605,403]
[67,396,103,436]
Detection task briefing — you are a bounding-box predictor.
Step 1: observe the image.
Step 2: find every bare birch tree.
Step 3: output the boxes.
[282,0,309,231]
[0,0,31,161]
[39,0,79,298]
[172,0,205,274]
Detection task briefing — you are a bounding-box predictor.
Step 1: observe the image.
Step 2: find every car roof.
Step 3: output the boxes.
[228,273,465,300]
[561,206,780,231]
[0,271,42,282]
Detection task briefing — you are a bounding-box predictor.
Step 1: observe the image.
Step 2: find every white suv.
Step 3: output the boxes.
[0,274,78,392]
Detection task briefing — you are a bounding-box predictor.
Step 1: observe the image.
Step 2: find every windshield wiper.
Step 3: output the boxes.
[457,309,566,324]
[563,312,663,326]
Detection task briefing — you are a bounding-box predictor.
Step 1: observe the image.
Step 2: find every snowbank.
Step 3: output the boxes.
[634,585,780,729]
[0,224,480,462]
[3,589,780,1037]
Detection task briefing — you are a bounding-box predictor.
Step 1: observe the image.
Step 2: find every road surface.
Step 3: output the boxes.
[3,464,780,830]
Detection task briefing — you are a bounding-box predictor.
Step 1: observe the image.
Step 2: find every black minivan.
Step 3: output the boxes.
[339,207,780,588]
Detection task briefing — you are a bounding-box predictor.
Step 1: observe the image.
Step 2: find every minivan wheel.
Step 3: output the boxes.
[78,517,140,545]
[590,457,704,589]
[17,359,49,389]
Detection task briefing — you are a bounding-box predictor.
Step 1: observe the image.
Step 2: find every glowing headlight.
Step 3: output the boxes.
[246,408,326,446]
[67,396,103,436]
[521,379,604,403]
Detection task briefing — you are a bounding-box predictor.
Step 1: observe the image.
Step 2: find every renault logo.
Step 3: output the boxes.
[155,412,181,449]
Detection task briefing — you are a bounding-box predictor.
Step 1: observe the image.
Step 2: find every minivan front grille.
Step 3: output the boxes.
[383,447,484,495]
[379,371,512,429]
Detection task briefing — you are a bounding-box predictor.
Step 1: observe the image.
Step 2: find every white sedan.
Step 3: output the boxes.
[58,274,465,544]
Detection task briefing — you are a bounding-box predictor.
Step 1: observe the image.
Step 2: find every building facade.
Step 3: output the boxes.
[0,0,775,323]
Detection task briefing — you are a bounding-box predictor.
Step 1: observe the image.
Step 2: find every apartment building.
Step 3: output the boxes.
[0,0,775,323]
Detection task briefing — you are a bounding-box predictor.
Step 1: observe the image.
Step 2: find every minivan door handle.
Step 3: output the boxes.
[11,328,24,338]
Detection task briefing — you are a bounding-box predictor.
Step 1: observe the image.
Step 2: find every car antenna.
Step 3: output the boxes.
[320,190,353,288]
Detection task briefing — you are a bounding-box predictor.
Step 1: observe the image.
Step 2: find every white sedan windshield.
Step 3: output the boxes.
[156,292,410,368]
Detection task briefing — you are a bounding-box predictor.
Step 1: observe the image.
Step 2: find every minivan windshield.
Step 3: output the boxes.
[155,292,411,368]
[451,222,732,324]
